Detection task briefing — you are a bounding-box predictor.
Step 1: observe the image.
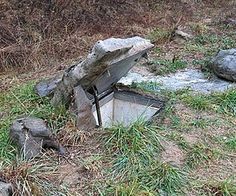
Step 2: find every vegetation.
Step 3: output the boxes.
[1,0,236,195]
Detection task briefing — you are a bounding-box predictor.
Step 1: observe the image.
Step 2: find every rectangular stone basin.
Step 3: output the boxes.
[92,90,164,127]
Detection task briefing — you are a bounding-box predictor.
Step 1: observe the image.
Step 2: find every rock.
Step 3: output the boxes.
[35,74,63,97]
[50,36,154,107]
[223,18,236,26]
[174,29,193,40]
[73,85,97,130]
[10,117,65,159]
[0,181,12,196]
[211,48,236,81]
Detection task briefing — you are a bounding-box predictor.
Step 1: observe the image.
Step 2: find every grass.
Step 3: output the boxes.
[102,161,187,195]
[139,161,188,194]
[185,33,236,57]
[212,89,236,116]
[149,59,188,75]
[215,134,236,151]
[0,156,69,195]
[224,136,236,151]
[165,132,190,150]
[0,81,70,163]
[148,28,170,43]
[104,119,163,178]
[199,177,236,196]
[181,93,210,110]
[189,118,210,129]
[185,143,217,168]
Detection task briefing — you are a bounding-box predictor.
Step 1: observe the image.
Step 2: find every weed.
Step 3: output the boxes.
[181,94,210,110]
[130,81,162,93]
[149,59,188,75]
[104,119,163,178]
[139,161,188,194]
[212,89,236,116]
[102,180,155,196]
[0,156,68,195]
[200,177,236,196]
[185,143,217,168]
[166,132,190,150]
[189,118,209,129]
[148,28,170,43]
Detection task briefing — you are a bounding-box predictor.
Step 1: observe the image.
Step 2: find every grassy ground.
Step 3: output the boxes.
[1,1,236,195]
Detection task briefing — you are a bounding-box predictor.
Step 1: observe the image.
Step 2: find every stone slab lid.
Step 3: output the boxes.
[74,36,154,95]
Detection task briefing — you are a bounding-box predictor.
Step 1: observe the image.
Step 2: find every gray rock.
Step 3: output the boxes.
[211,48,236,81]
[50,36,154,107]
[35,74,62,97]
[73,85,97,130]
[0,181,12,196]
[10,117,65,159]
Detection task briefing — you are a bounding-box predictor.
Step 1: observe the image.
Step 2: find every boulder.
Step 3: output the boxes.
[10,117,65,159]
[211,48,236,82]
[0,181,12,196]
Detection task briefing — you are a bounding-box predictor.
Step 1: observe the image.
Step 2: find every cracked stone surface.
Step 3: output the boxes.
[119,69,236,94]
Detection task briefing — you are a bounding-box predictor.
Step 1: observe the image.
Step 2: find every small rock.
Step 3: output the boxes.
[10,117,65,159]
[223,18,236,26]
[210,48,236,82]
[35,74,62,97]
[174,29,193,40]
[0,181,12,196]
[73,85,97,130]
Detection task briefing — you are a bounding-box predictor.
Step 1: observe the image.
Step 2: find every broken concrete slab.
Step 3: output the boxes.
[10,117,65,159]
[50,36,154,107]
[119,69,236,94]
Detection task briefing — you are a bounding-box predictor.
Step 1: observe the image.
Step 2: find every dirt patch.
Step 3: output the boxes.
[160,140,185,167]
[190,157,236,182]
[182,133,200,145]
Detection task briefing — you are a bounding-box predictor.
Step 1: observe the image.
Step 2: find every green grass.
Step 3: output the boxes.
[149,59,188,75]
[212,89,236,116]
[165,132,190,150]
[224,136,236,151]
[199,177,236,196]
[215,134,236,151]
[138,161,188,194]
[179,89,236,116]
[130,81,162,94]
[185,33,236,57]
[185,143,217,168]
[101,180,155,196]
[0,81,70,163]
[147,28,170,43]
[181,93,210,110]
[102,161,188,195]
[104,119,163,178]
[189,118,210,129]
